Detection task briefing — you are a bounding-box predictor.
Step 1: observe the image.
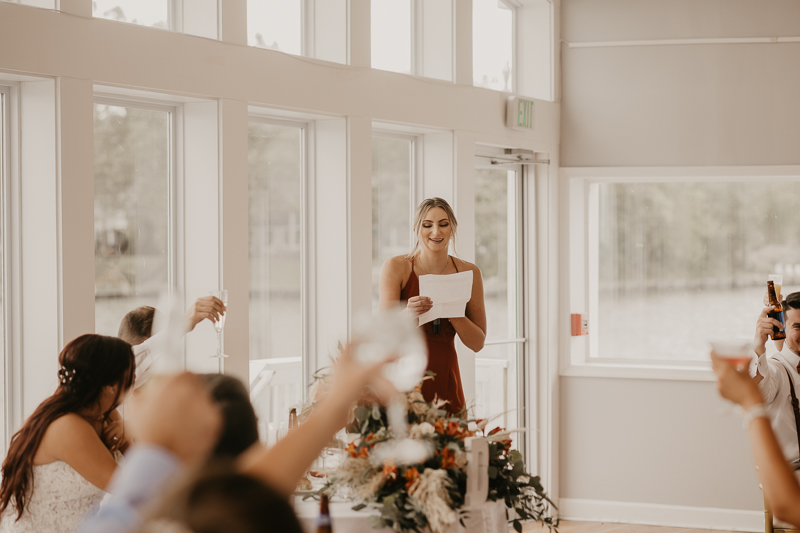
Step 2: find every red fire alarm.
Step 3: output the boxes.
[571,314,588,336]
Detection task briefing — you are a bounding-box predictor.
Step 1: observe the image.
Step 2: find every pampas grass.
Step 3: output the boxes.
[408,469,457,533]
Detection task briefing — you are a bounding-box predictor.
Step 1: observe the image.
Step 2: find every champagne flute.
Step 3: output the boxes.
[351,305,433,465]
[209,290,228,358]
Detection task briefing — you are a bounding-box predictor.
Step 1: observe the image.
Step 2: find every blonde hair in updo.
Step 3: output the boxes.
[406,197,458,259]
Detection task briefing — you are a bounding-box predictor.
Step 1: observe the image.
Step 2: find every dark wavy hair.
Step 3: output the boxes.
[199,374,259,459]
[0,334,135,520]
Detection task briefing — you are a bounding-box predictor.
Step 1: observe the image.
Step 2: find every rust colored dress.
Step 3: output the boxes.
[400,257,466,414]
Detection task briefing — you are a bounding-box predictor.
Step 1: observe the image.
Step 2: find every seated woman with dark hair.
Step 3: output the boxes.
[0,335,136,533]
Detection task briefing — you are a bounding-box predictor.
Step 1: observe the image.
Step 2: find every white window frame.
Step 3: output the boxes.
[247,114,312,396]
[474,153,526,448]
[92,95,180,332]
[563,165,800,382]
[0,85,13,454]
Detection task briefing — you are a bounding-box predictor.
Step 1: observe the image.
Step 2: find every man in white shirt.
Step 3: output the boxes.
[751,292,800,464]
[118,296,226,388]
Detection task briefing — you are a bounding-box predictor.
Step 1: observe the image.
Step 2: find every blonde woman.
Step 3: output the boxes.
[379,197,486,414]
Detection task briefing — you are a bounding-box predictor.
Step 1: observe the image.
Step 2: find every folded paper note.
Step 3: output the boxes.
[418,270,473,327]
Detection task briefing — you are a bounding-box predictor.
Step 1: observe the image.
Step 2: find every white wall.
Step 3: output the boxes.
[559,0,800,527]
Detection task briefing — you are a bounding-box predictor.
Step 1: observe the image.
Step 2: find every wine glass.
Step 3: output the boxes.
[209,290,228,358]
[710,339,754,371]
[351,305,433,465]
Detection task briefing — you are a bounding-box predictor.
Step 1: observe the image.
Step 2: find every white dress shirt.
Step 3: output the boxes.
[750,343,800,463]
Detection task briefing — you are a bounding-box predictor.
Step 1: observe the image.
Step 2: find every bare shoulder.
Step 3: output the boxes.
[383,255,413,279]
[45,413,96,440]
[453,257,482,277]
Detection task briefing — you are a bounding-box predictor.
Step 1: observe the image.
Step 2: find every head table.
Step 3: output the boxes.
[294,497,508,533]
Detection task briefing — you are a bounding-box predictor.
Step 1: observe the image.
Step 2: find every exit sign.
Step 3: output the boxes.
[506,96,534,130]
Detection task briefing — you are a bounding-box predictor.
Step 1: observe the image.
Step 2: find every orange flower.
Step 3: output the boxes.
[404,467,420,492]
[434,419,446,434]
[382,460,398,482]
[345,442,370,458]
[487,426,502,436]
[365,433,380,444]
[440,447,456,469]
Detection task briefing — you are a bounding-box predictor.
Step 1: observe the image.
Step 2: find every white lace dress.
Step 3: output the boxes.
[0,460,110,533]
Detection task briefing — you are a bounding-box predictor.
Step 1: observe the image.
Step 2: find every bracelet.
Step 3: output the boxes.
[741,404,769,428]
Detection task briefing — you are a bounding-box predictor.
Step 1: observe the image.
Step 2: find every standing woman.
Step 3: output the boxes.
[380,197,486,414]
[0,335,135,532]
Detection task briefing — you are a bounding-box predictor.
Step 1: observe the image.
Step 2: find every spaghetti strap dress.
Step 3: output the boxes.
[400,257,466,414]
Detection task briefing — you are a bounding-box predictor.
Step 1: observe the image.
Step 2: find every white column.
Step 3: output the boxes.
[517,1,555,101]
[347,116,372,327]
[56,0,91,17]
[19,79,59,420]
[182,101,222,374]
[182,0,220,39]
[418,0,454,81]
[219,0,247,45]
[453,0,473,86]
[219,99,250,383]
[311,0,348,64]
[348,0,370,67]
[57,77,96,345]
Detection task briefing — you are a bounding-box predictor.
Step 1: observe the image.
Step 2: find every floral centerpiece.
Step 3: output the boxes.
[304,371,558,533]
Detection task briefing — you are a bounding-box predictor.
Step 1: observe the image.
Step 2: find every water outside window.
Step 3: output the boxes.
[247,0,303,55]
[371,0,412,74]
[473,0,513,92]
[93,0,170,29]
[371,136,413,311]
[596,181,800,361]
[248,120,304,443]
[93,104,171,337]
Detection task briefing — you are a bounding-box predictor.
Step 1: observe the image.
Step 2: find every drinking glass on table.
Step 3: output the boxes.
[710,339,755,371]
[209,290,228,358]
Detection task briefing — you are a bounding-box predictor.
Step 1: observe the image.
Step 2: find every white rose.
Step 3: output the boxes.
[410,422,436,439]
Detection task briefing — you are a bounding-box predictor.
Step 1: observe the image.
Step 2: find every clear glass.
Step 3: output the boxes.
[472,0,513,92]
[93,0,170,29]
[209,290,228,358]
[595,181,800,361]
[371,0,412,74]
[474,168,520,440]
[248,120,304,443]
[247,0,303,55]
[94,104,171,337]
[372,136,412,311]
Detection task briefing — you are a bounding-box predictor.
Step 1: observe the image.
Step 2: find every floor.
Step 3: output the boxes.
[519,521,743,533]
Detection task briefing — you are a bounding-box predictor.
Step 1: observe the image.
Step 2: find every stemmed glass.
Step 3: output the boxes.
[209,290,228,358]
[351,306,433,465]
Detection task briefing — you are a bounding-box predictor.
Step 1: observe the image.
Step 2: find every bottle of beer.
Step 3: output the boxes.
[316,493,332,533]
[768,280,786,341]
[289,408,299,431]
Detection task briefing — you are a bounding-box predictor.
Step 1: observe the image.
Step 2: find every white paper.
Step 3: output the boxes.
[417,270,474,327]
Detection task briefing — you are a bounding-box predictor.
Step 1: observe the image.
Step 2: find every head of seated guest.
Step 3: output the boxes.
[142,464,303,533]
[199,374,259,459]
[118,306,156,346]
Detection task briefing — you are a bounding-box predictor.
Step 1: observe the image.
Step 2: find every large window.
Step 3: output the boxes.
[371,134,414,310]
[473,0,514,92]
[590,180,800,363]
[248,119,305,444]
[371,0,412,74]
[93,0,171,29]
[93,102,172,337]
[247,0,303,55]
[474,164,523,436]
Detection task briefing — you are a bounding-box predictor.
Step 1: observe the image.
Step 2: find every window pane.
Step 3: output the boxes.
[248,121,303,444]
[473,0,513,91]
[475,168,517,340]
[371,0,411,74]
[248,0,303,55]
[94,104,171,337]
[372,136,412,310]
[596,181,800,361]
[474,168,520,438]
[93,0,170,29]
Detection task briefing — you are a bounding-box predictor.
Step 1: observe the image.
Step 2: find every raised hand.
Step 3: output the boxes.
[184,296,227,333]
[754,306,783,355]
